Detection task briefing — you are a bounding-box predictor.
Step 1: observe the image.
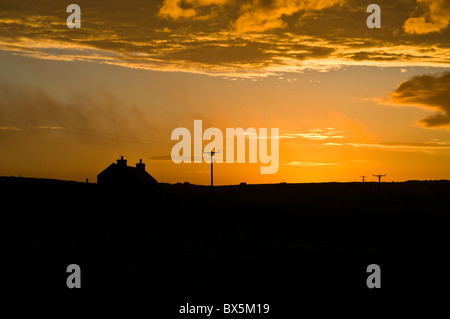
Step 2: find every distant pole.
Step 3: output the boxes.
[204,150,220,200]
[211,152,213,198]
[360,175,368,198]
[373,174,386,212]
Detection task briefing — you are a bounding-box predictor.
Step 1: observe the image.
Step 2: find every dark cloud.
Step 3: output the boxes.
[0,82,160,143]
[162,41,273,65]
[388,71,450,128]
[290,45,335,60]
[348,51,426,61]
[0,0,449,75]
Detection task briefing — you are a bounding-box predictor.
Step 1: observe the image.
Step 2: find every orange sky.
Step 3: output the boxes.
[0,0,449,185]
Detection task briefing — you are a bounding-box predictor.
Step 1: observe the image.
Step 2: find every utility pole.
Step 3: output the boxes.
[204,150,220,200]
[373,174,386,213]
[360,175,368,198]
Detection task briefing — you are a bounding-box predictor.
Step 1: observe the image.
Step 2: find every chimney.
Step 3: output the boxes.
[117,155,127,167]
[136,159,146,171]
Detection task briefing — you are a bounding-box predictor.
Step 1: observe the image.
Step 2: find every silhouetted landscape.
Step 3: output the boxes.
[3,175,450,311]
[2,1,450,314]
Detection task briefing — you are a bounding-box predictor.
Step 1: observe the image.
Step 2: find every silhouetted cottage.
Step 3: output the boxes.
[97,156,158,189]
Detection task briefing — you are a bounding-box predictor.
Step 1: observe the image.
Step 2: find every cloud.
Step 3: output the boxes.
[324,141,450,150]
[285,161,339,166]
[0,81,170,145]
[327,111,376,141]
[283,128,345,140]
[32,126,65,130]
[158,0,227,20]
[387,71,450,129]
[404,0,450,34]
[0,0,449,77]
[232,0,344,32]
[0,126,23,131]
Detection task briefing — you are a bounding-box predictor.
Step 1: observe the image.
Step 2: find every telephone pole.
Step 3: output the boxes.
[204,150,220,200]
[373,174,386,213]
[360,175,368,197]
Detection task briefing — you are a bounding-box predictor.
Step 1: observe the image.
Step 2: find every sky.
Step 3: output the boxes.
[0,0,449,185]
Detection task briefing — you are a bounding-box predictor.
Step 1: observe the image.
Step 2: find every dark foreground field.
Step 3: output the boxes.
[2,176,450,313]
